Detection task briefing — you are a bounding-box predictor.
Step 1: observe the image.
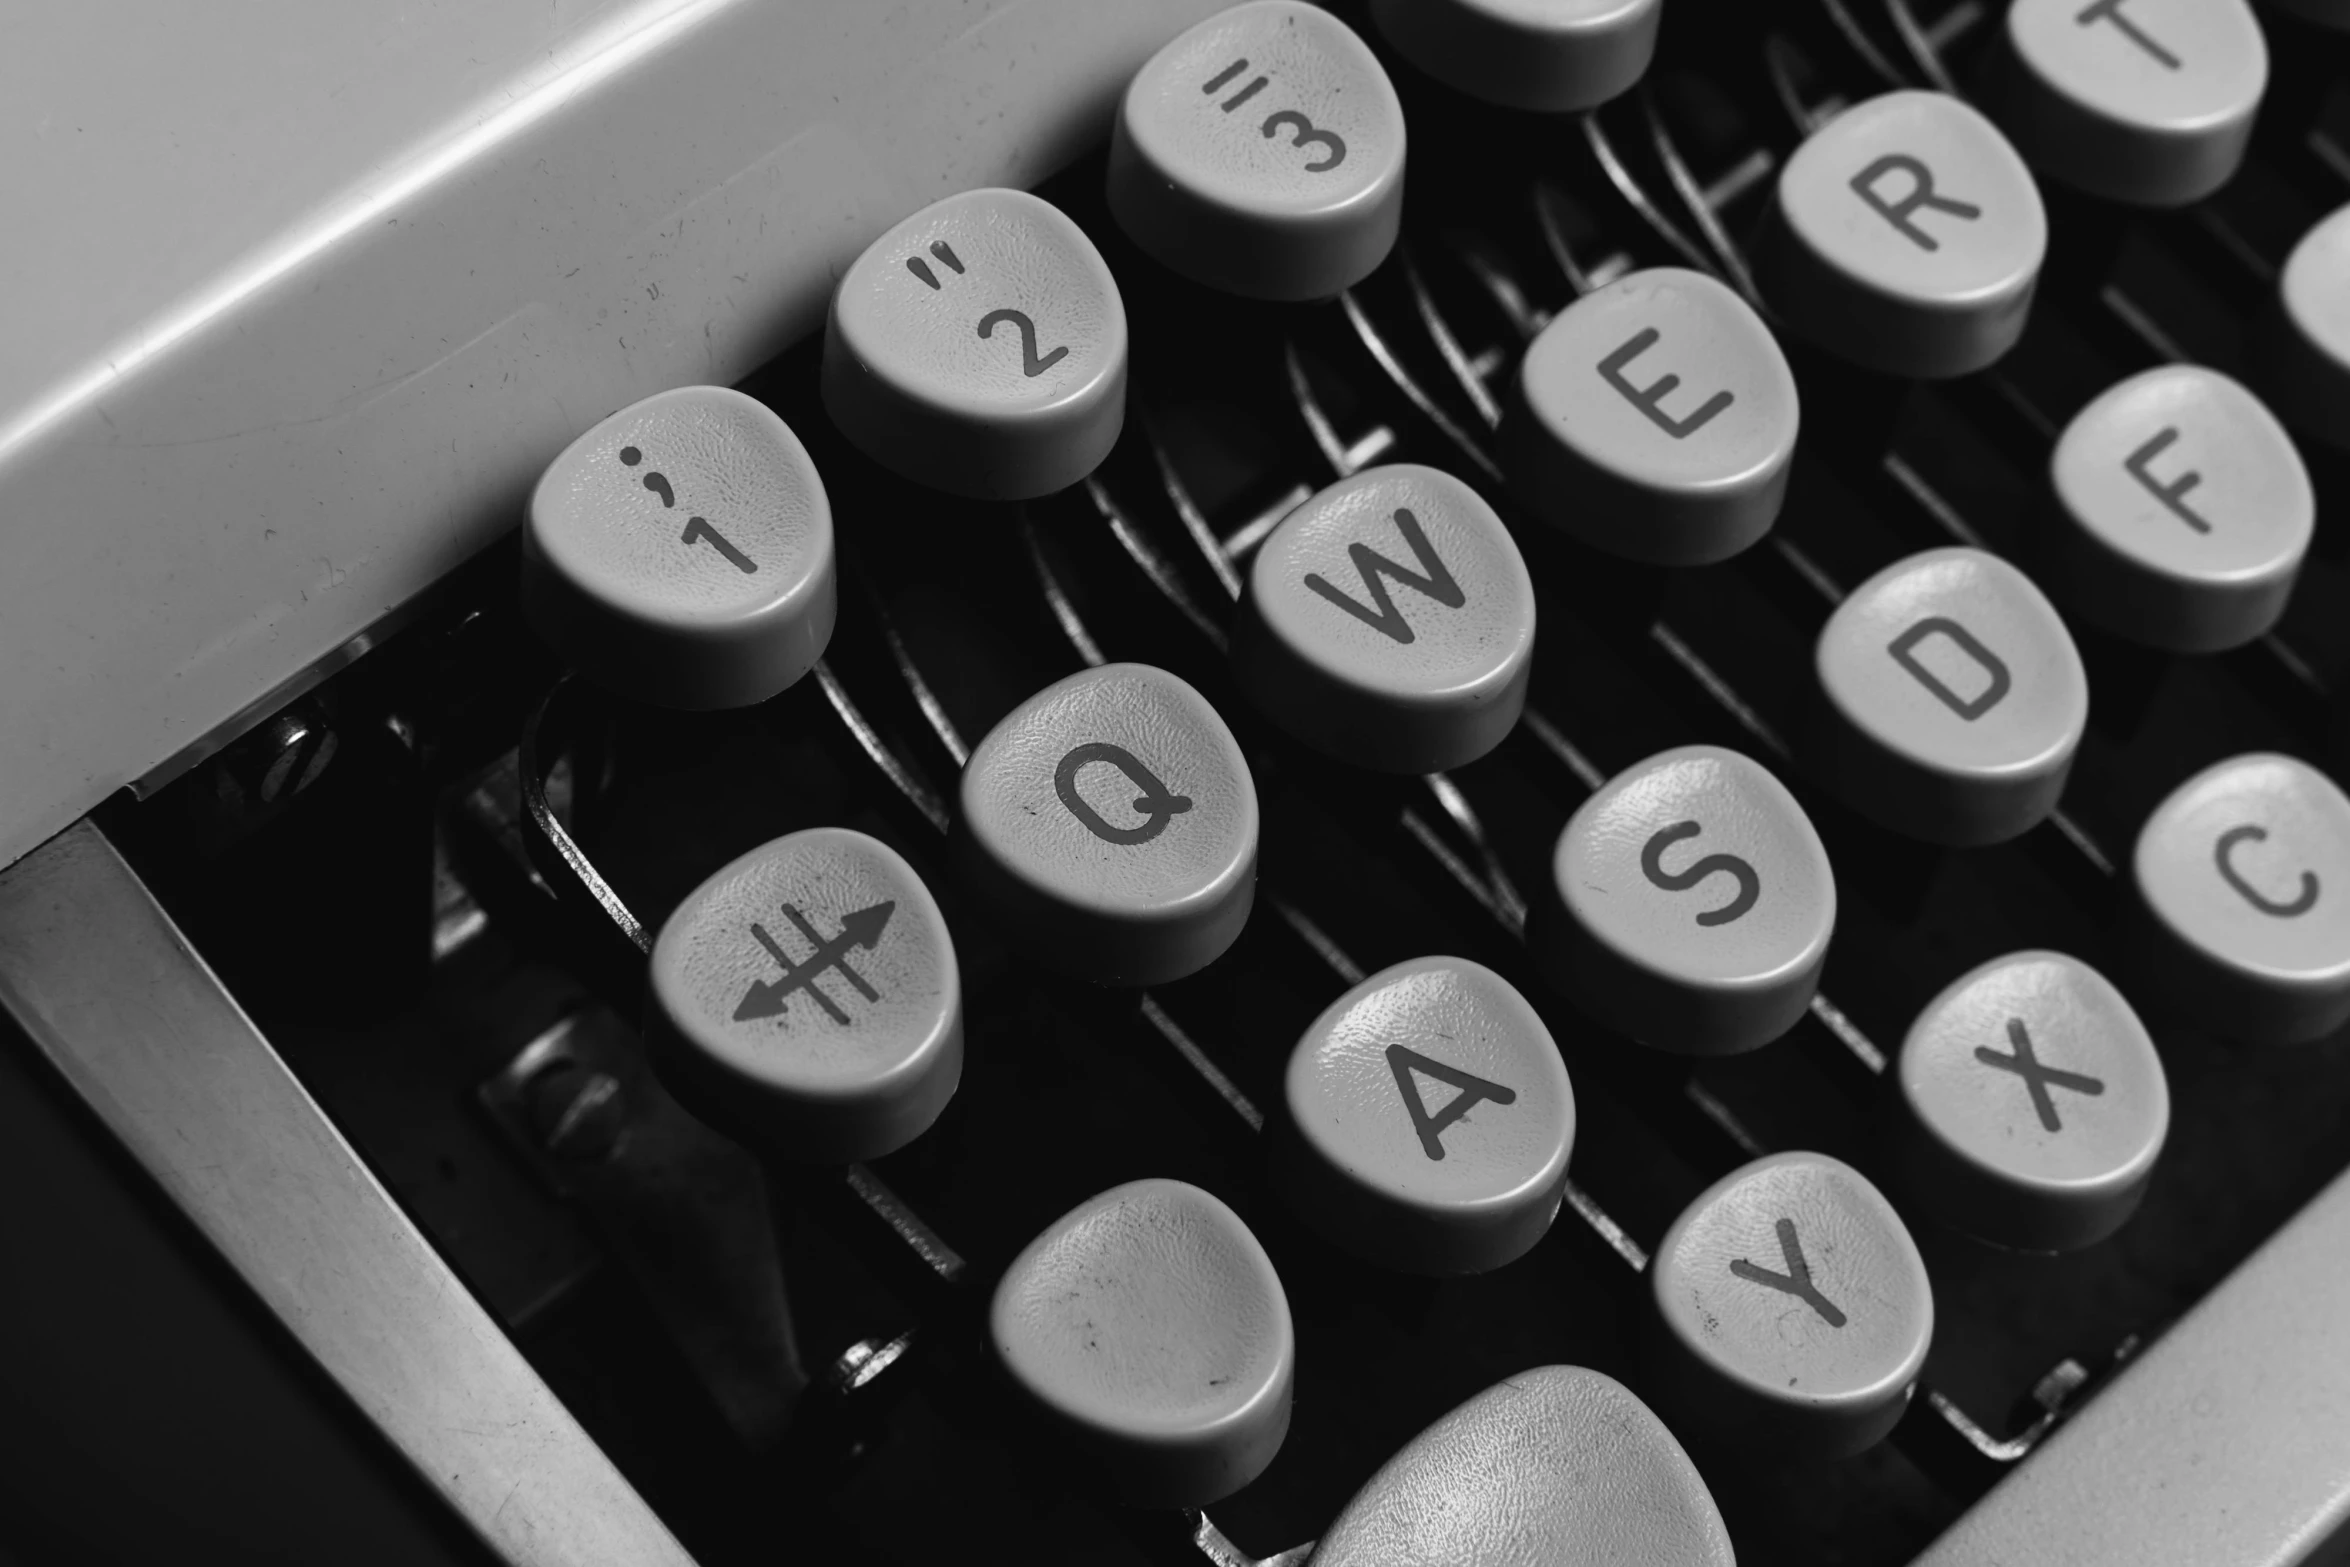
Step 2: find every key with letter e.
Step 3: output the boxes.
[1504,267,1800,565]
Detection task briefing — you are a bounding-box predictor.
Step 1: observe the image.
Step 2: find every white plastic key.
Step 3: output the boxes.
[523,387,837,710]
[1759,89,2048,378]
[1506,266,1801,566]
[644,828,962,1163]
[1893,950,2168,1251]
[2048,365,2311,652]
[1310,1365,1735,1567]
[2254,201,2350,454]
[1232,464,1535,772]
[1981,0,2268,207]
[991,1178,1293,1507]
[1369,0,1662,114]
[1109,2,1406,301]
[1275,955,1575,1274]
[823,188,1128,499]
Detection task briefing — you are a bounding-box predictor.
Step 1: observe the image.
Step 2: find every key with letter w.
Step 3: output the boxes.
[1302,508,1466,645]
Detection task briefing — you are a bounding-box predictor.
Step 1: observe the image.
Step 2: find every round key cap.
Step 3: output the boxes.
[1757,89,2047,378]
[1504,266,1800,565]
[1980,0,2267,207]
[1108,2,1405,302]
[2253,202,2350,454]
[1311,1365,1735,1567]
[1813,547,2088,846]
[1232,465,1535,772]
[1535,745,1836,1056]
[1893,951,2168,1251]
[1274,956,1574,1274]
[2133,753,2350,1043]
[957,663,1257,986]
[991,1178,1293,1506]
[1369,0,1662,114]
[644,828,961,1163]
[822,188,1127,498]
[2047,366,2311,652]
[1646,1151,1933,1459]
[522,387,837,710]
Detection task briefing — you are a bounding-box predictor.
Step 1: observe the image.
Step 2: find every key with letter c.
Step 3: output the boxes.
[992,1178,1293,1505]
[1274,955,1575,1274]
[1505,267,1801,566]
[1813,547,2088,846]
[1758,90,2047,378]
[1108,1,1405,301]
[1893,951,2168,1251]
[823,188,1127,499]
[523,386,837,710]
[1310,1366,1734,1567]
[1535,745,1836,1055]
[2048,366,2311,652]
[1645,1151,1933,1459]
[644,827,962,1162]
[957,663,1257,985]
[2133,753,2350,1043]
[1232,464,1535,772]
[1979,0,2267,207]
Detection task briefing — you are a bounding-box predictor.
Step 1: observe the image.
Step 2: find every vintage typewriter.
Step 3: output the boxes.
[6,0,2350,1562]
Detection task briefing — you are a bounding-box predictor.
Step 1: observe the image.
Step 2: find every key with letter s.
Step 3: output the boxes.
[823,188,1127,499]
[1504,266,1800,565]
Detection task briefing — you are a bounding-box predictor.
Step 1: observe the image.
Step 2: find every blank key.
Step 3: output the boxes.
[1893,950,2168,1252]
[1370,0,1662,114]
[1275,955,1575,1274]
[1758,90,2047,378]
[523,387,837,710]
[1813,546,2088,846]
[991,1178,1293,1507]
[2048,365,2311,652]
[2254,201,2350,454]
[1981,0,2268,207]
[1505,266,1800,566]
[822,188,1128,499]
[1108,1,1405,302]
[1232,463,1535,772]
[957,663,1258,986]
[1645,1151,1934,1459]
[644,828,963,1163]
[1311,1366,1735,1567]
[1536,745,1836,1055]
[2134,753,2350,1044]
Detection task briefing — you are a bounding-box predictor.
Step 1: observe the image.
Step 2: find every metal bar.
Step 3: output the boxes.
[0,819,696,1567]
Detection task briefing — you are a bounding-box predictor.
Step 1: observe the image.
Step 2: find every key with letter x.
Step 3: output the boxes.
[1647,1151,1932,1457]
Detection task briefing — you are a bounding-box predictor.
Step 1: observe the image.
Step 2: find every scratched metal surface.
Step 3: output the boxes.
[103,2,2350,1564]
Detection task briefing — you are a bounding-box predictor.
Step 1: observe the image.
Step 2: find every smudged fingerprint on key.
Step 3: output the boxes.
[618,445,756,574]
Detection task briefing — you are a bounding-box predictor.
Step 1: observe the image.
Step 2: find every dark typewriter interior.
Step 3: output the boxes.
[95,1,2350,1562]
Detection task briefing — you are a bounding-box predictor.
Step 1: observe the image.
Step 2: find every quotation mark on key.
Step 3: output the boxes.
[617,447,757,574]
[1202,57,1346,172]
[904,238,1069,378]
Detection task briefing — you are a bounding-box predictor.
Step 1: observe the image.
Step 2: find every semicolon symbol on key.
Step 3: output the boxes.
[734,900,895,1025]
[617,446,757,574]
[902,238,1070,378]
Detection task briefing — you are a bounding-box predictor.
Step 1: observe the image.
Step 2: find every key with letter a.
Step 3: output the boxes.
[2048,366,2311,652]
[1812,547,2087,846]
[1893,951,2168,1251]
[1758,90,2047,378]
[523,386,837,710]
[1645,1152,1933,1459]
[1535,746,1836,1056]
[823,188,1127,499]
[957,664,1258,985]
[644,827,962,1163]
[1504,267,1800,566]
[1232,464,1535,773]
[1274,956,1575,1274]
[2133,754,2350,1044]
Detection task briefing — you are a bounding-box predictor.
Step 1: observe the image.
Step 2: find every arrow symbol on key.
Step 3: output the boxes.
[734,901,895,1024]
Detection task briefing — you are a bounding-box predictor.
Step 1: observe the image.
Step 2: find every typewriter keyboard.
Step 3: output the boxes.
[108,1,2350,1562]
